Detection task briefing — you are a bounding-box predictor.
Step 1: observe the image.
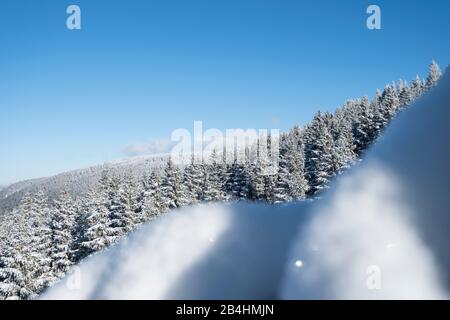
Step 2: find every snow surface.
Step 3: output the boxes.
[42,202,311,299]
[43,69,450,299]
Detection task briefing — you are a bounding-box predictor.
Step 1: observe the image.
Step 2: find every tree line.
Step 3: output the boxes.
[0,61,442,299]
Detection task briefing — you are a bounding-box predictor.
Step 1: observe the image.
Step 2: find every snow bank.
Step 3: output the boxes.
[43,202,311,299]
[44,69,450,299]
[283,69,450,299]
[281,165,447,299]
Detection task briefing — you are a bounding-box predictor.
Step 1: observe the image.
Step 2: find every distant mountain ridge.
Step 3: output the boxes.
[0,154,169,214]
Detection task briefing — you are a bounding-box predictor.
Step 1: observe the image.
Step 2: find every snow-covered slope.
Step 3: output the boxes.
[43,69,450,300]
[0,154,168,213]
[281,68,450,299]
[43,202,311,299]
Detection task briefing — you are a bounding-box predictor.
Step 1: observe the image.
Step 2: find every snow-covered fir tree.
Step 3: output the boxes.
[182,155,204,204]
[398,79,413,107]
[79,185,113,258]
[285,126,309,199]
[330,105,357,172]
[120,174,141,228]
[371,89,385,136]
[331,124,356,174]
[161,159,185,209]
[353,96,375,155]
[49,191,77,279]
[250,136,273,202]
[250,162,265,202]
[380,84,400,127]
[70,199,88,262]
[272,135,293,204]
[105,175,126,241]
[0,196,42,300]
[426,60,442,90]
[202,150,227,202]
[411,75,425,99]
[226,158,252,201]
[141,170,165,219]
[0,228,34,299]
[262,134,278,203]
[106,173,140,241]
[304,112,335,196]
[27,191,54,293]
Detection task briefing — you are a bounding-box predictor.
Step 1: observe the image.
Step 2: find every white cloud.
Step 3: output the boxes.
[122,138,175,156]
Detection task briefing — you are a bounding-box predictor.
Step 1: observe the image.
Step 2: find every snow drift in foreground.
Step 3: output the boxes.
[43,202,311,299]
[44,70,450,300]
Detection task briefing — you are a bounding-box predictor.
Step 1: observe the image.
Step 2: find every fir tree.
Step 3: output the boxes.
[49,191,76,279]
[250,137,273,202]
[398,79,413,107]
[0,196,44,299]
[411,75,425,99]
[80,186,113,257]
[161,159,184,209]
[106,175,124,240]
[70,199,89,262]
[227,159,252,201]
[425,60,442,89]
[353,96,375,154]
[121,174,141,229]
[106,175,137,240]
[202,150,227,202]
[331,124,356,174]
[304,112,335,196]
[286,126,309,199]
[28,191,54,293]
[381,84,400,124]
[142,170,165,219]
[182,155,204,204]
[0,236,34,299]
[271,136,292,203]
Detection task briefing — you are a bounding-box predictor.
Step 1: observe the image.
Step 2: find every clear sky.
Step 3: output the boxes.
[0,0,449,185]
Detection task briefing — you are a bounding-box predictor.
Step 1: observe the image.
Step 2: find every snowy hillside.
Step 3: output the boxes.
[43,68,450,299]
[1,63,441,219]
[0,154,168,214]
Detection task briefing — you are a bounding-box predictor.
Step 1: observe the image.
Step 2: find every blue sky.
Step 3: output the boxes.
[0,0,449,185]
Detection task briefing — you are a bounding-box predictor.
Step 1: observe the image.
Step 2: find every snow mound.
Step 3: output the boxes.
[43,202,310,299]
[44,69,450,300]
[282,68,450,299]
[281,165,447,299]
